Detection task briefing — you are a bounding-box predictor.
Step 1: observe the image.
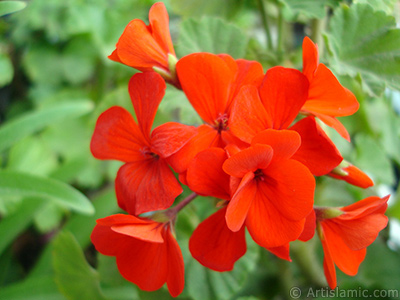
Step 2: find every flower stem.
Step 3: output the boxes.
[276,258,296,299]
[291,240,326,287]
[276,4,285,62]
[257,0,273,51]
[167,192,198,218]
[310,10,327,57]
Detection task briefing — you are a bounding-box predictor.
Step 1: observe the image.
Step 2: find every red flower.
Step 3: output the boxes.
[168,53,263,176]
[109,2,178,84]
[91,214,184,297]
[90,72,195,215]
[301,37,359,141]
[222,129,315,248]
[229,66,343,176]
[315,196,389,288]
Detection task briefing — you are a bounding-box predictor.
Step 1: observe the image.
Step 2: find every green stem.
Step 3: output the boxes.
[257,0,273,50]
[276,4,285,62]
[92,58,106,103]
[166,192,198,219]
[277,258,296,300]
[310,10,327,57]
[291,240,326,287]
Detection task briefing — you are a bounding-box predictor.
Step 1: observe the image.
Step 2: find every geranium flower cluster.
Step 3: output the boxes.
[90,2,389,297]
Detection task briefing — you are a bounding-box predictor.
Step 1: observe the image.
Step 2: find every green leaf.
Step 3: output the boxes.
[360,241,400,290]
[327,3,400,96]
[0,100,93,153]
[0,275,65,300]
[61,35,97,85]
[0,53,14,87]
[29,188,118,278]
[22,44,64,85]
[0,1,26,17]
[363,95,400,165]
[0,197,45,255]
[0,171,94,215]
[170,0,240,18]
[0,248,24,286]
[52,231,108,300]
[279,0,340,19]
[353,134,395,185]
[33,202,66,233]
[176,16,248,59]
[7,136,58,176]
[354,0,397,15]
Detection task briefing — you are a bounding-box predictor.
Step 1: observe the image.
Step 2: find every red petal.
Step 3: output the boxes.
[260,159,315,221]
[167,125,223,174]
[302,36,319,82]
[229,58,264,108]
[339,195,389,219]
[189,207,247,271]
[229,85,269,144]
[108,49,122,63]
[149,2,175,57]
[223,144,273,178]
[116,236,169,292]
[187,148,231,200]
[96,213,149,227]
[90,106,148,162]
[151,122,197,158]
[91,222,127,256]
[251,129,301,162]
[217,54,237,74]
[266,244,291,261]
[321,222,366,276]
[298,209,316,242]
[128,72,166,140]
[246,189,306,248]
[327,214,388,251]
[259,67,309,129]
[303,64,359,116]
[313,113,351,141]
[290,117,343,176]
[176,53,236,124]
[96,216,165,244]
[165,229,185,297]
[235,59,264,87]
[320,232,337,289]
[112,222,164,243]
[114,19,169,72]
[221,130,250,150]
[225,172,256,232]
[116,159,182,215]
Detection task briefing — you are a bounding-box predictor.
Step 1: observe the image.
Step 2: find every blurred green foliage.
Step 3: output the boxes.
[0,0,400,299]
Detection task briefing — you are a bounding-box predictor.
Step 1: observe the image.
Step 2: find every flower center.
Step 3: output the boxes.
[213,113,229,133]
[140,146,159,159]
[254,169,265,181]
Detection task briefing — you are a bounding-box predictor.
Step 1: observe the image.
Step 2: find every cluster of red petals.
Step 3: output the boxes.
[315,196,389,289]
[90,71,195,215]
[109,2,175,75]
[89,2,390,296]
[167,52,264,182]
[91,214,184,297]
[301,37,359,141]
